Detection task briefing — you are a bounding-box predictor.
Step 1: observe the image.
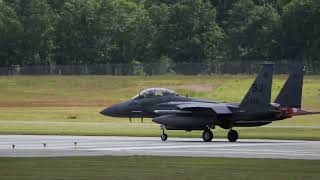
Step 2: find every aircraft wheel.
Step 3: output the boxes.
[202,129,213,142]
[228,129,238,142]
[161,133,168,141]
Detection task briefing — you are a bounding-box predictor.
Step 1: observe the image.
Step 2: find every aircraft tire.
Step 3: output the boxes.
[228,129,238,142]
[202,129,213,142]
[161,133,168,141]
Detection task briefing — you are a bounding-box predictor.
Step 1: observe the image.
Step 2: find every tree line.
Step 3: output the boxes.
[0,0,319,67]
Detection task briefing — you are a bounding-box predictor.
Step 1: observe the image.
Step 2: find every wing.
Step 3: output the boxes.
[155,102,233,116]
[177,102,232,114]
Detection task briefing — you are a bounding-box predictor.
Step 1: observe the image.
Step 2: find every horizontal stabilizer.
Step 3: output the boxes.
[293,109,320,116]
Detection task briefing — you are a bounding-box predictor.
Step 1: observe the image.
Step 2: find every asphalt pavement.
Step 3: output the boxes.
[0,135,319,159]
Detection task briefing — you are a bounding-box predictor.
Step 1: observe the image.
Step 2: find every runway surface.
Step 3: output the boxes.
[0,135,319,159]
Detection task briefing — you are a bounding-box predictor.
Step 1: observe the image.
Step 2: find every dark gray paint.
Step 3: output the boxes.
[100,64,308,141]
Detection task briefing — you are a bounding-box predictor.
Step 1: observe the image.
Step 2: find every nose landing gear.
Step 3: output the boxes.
[161,133,168,141]
[160,125,168,141]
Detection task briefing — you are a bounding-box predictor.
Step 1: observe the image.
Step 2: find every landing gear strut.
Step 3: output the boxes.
[202,129,213,142]
[160,125,168,141]
[228,129,238,142]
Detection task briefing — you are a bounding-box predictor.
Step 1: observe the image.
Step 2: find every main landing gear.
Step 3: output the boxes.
[227,129,238,142]
[202,128,238,142]
[159,125,238,142]
[202,129,213,142]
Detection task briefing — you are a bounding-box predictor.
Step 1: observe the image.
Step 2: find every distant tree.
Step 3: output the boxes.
[54,0,152,65]
[278,0,320,61]
[101,0,152,64]
[224,0,280,60]
[149,0,224,64]
[54,0,98,65]
[4,0,56,65]
[0,0,318,67]
[47,0,65,10]
[210,0,237,24]
[0,1,22,66]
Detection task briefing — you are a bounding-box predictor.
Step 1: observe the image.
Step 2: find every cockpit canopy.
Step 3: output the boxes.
[132,88,178,100]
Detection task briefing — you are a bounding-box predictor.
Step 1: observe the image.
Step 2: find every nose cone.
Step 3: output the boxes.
[100,107,114,117]
[100,101,132,117]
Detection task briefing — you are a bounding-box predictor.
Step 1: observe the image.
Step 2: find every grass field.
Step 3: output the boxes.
[0,156,319,180]
[0,75,319,140]
[0,75,319,108]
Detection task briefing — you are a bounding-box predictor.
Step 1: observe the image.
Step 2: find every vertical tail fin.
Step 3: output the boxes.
[239,64,274,111]
[274,64,305,108]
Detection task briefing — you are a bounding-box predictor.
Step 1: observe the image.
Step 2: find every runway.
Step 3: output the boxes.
[0,135,319,159]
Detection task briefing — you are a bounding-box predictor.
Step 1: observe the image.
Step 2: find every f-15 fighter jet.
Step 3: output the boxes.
[101,64,317,142]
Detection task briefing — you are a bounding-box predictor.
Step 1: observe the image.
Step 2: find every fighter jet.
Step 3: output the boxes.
[100,64,317,142]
